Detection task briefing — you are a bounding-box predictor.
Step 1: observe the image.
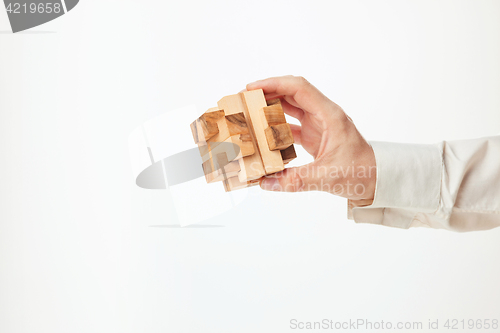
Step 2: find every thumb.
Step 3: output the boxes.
[259,164,317,192]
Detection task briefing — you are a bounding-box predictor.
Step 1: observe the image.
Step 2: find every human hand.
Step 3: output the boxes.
[246,75,376,200]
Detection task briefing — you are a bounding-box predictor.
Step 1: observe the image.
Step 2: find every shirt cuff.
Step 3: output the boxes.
[348,141,443,229]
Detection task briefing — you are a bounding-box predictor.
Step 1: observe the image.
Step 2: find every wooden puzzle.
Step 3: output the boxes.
[190,89,297,191]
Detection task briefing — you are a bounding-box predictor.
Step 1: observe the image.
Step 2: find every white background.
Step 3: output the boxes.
[1,1,500,332]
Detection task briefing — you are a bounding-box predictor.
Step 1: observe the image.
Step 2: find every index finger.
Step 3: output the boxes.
[246,75,332,116]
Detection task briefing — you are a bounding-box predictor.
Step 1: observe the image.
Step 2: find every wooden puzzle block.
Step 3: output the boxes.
[241,90,284,174]
[190,109,224,143]
[225,112,250,136]
[265,123,294,151]
[222,175,260,192]
[219,93,265,181]
[225,134,255,158]
[280,144,297,164]
[202,153,240,183]
[262,104,287,125]
[266,98,281,106]
[191,89,298,191]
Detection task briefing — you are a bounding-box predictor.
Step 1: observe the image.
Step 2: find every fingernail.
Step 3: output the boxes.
[260,177,281,191]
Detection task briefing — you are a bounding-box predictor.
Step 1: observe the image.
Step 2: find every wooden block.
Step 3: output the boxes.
[199,109,224,141]
[207,111,255,155]
[199,141,224,163]
[193,118,222,163]
[280,144,297,164]
[198,142,210,160]
[241,89,284,174]
[191,119,204,144]
[191,108,224,144]
[199,118,218,141]
[266,98,281,106]
[202,158,218,183]
[206,109,250,150]
[190,118,209,159]
[202,151,230,177]
[202,158,214,175]
[218,94,265,181]
[226,112,250,136]
[246,178,260,188]
[239,133,252,141]
[200,134,254,163]
[223,176,245,191]
[214,161,240,182]
[206,134,254,160]
[223,175,260,192]
[245,179,261,190]
[236,155,263,182]
[262,104,287,126]
[218,94,247,116]
[265,123,294,151]
[206,121,230,149]
[190,120,199,144]
[226,135,254,158]
[191,91,299,192]
[214,151,230,169]
[202,153,240,183]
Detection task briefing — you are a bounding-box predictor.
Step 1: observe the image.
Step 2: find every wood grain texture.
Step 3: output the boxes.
[206,109,247,154]
[241,89,284,174]
[206,118,230,149]
[266,98,281,106]
[218,93,265,181]
[226,134,254,158]
[190,120,200,144]
[200,132,255,164]
[198,142,210,161]
[218,94,246,116]
[191,119,212,161]
[225,112,250,136]
[207,106,250,150]
[239,133,252,142]
[205,135,254,163]
[262,104,287,126]
[191,91,299,191]
[222,175,260,192]
[202,138,245,164]
[280,144,297,164]
[202,153,240,183]
[202,151,229,175]
[199,110,224,141]
[265,123,294,150]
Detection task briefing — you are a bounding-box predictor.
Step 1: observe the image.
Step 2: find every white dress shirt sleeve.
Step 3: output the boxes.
[348,136,500,232]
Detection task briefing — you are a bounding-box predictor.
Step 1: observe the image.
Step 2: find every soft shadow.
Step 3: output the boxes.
[0,31,56,34]
[149,224,225,228]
